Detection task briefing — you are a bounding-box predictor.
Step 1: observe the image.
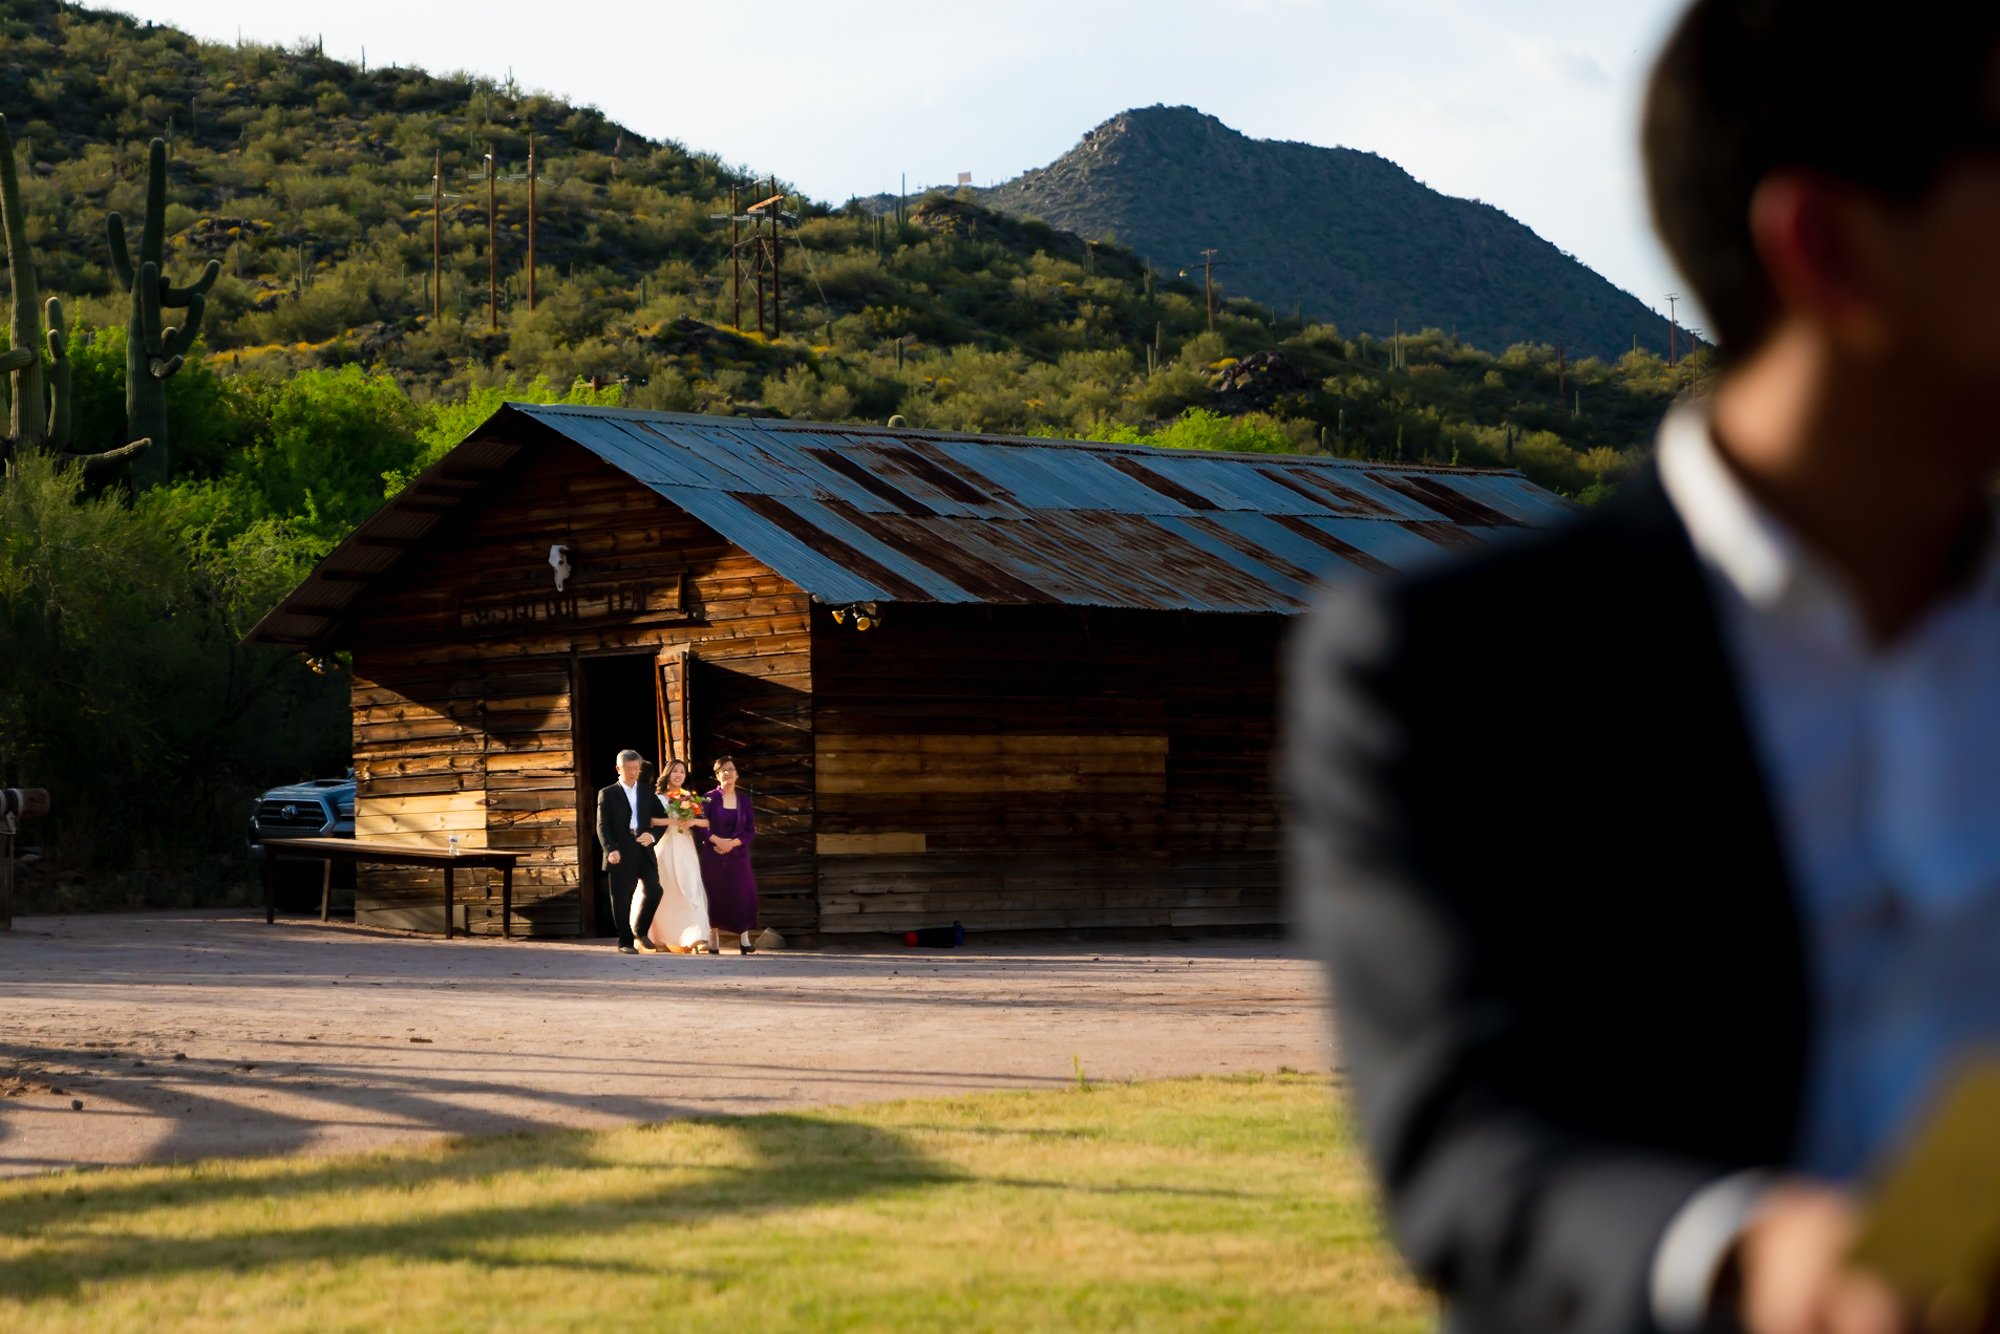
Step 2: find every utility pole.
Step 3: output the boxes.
[526,134,537,312]
[485,144,498,331]
[1201,248,1219,333]
[1666,293,1679,366]
[711,184,768,332]
[754,201,768,336]
[770,176,782,339]
[431,149,441,320]
[713,185,790,337]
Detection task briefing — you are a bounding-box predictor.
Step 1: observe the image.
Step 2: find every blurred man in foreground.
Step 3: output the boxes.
[1285,4,2000,1331]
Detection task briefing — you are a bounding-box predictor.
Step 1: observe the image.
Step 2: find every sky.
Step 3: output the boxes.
[106,0,1703,330]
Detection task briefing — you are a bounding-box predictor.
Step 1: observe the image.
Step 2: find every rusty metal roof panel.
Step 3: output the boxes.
[1133,454,1336,515]
[1297,515,1471,571]
[1420,471,1578,526]
[541,416,718,490]
[769,496,987,602]
[244,404,1578,649]
[520,405,1575,613]
[664,487,899,605]
[1205,512,1389,586]
[933,509,1280,612]
[552,418,724,490]
[1268,465,1416,520]
[918,440,1140,513]
[1151,516,1321,603]
[1346,471,1475,521]
[639,419,814,494]
[830,442,999,518]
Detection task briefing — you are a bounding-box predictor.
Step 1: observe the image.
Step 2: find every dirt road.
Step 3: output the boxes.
[0,911,1332,1176]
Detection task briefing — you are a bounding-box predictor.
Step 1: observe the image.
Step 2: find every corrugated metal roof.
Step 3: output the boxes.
[245,404,1574,649]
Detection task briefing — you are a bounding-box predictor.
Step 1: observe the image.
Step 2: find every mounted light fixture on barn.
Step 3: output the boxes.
[245,407,1570,940]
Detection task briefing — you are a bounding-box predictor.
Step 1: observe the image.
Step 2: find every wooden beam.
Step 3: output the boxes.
[818,832,927,856]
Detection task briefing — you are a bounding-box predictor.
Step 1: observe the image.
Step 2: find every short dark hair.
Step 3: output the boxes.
[1643,1,2000,357]
[712,754,737,773]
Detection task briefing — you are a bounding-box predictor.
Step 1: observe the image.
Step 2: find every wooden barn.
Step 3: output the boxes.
[247,405,1569,940]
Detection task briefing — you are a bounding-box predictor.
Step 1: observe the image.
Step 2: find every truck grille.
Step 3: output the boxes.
[255,798,329,835]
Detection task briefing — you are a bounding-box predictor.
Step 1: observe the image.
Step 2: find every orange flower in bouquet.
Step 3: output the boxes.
[662,787,704,822]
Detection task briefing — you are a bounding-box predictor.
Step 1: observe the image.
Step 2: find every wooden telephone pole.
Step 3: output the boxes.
[431,149,442,320]
[767,176,783,339]
[1181,249,1223,333]
[1201,248,1219,332]
[526,134,537,312]
[485,144,498,330]
[1666,293,1680,366]
[712,180,794,337]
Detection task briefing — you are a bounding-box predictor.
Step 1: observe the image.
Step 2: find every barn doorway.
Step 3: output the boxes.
[574,653,662,936]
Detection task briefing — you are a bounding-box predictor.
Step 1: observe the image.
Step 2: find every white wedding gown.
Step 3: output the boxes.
[636,824,712,951]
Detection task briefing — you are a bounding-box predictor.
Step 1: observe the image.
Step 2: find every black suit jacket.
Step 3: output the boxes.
[1283,470,1811,1334]
[594,782,663,873]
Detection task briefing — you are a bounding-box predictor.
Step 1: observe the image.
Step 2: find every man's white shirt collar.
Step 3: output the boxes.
[1655,403,2000,651]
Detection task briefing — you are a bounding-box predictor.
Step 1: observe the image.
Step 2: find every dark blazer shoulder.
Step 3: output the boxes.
[1283,463,1808,1334]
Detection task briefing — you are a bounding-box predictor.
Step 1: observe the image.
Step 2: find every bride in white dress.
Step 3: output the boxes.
[636,759,713,954]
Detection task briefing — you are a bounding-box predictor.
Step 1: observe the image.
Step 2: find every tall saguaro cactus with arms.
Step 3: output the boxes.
[0,114,48,447]
[0,113,151,472]
[107,136,219,490]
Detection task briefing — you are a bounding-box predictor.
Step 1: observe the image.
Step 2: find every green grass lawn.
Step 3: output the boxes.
[0,1073,1432,1332]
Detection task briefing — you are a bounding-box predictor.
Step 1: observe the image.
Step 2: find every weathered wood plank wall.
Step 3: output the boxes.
[347,438,815,937]
[811,603,1282,934]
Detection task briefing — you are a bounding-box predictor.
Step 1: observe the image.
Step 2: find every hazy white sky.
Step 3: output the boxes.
[108,0,1701,328]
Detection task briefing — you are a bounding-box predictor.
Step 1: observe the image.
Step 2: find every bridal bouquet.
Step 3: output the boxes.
[662,787,704,823]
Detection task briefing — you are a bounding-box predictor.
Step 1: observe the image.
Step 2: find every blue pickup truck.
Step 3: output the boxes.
[246,774,356,857]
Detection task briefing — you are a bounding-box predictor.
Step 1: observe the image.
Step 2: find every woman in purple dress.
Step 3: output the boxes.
[696,755,761,954]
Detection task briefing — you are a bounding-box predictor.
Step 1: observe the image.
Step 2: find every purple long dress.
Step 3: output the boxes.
[697,788,759,932]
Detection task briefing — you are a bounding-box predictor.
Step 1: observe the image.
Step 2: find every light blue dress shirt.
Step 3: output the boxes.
[1649,406,2000,1326]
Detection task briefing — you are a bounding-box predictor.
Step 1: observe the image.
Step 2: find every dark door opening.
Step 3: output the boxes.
[574,653,662,936]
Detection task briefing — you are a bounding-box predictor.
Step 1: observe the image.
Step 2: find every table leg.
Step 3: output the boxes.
[502,862,514,940]
[262,850,277,925]
[320,859,334,922]
[444,864,455,941]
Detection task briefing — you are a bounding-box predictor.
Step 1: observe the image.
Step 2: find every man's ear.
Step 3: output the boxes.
[1749,171,1894,353]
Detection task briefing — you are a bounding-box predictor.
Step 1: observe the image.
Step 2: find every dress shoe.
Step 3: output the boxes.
[618,942,637,955]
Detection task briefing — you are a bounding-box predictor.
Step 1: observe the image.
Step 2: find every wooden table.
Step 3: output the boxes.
[258,837,520,939]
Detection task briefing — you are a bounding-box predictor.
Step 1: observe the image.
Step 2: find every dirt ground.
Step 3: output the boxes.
[0,910,1333,1177]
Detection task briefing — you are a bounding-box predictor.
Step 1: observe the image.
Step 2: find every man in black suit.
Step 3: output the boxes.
[1285,5,2000,1333]
[595,748,666,955]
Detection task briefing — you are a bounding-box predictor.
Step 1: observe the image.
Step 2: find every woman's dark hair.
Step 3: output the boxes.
[712,754,737,774]
[1643,0,2000,358]
[655,758,689,792]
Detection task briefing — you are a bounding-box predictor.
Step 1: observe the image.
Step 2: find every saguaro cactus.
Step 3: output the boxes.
[107,137,218,490]
[0,113,150,472]
[0,112,51,451]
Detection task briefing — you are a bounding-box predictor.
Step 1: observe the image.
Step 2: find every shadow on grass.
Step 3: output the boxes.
[0,1112,960,1300]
